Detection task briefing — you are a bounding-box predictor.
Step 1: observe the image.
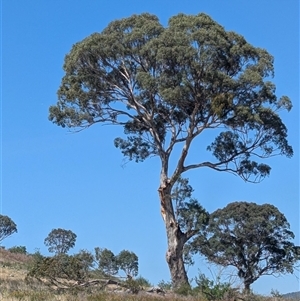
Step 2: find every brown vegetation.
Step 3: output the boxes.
[0,248,292,301]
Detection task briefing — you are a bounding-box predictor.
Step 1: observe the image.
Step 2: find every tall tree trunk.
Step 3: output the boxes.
[243,281,251,295]
[158,183,190,290]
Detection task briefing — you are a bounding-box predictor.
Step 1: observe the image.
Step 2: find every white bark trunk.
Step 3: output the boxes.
[158,182,189,289]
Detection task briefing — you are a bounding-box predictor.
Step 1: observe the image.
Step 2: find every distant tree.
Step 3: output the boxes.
[117,250,139,278]
[49,13,293,288]
[0,214,17,242]
[8,245,27,254]
[74,249,95,273]
[95,247,118,276]
[44,228,76,255]
[95,247,139,278]
[188,202,300,293]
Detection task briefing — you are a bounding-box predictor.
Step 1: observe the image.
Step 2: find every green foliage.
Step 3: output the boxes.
[157,279,172,291]
[134,275,152,287]
[26,249,45,271]
[189,202,300,292]
[95,247,118,276]
[179,199,206,231]
[49,12,294,289]
[28,250,93,287]
[0,214,17,242]
[8,245,27,254]
[49,13,293,183]
[174,283,193,296]
[44,228,77,255]
[95,248,138,278]
[30,249,44,262]
[117,250,139,278]
[171,177,209,266]
[74,249,95,272]
[194,273,231,300]
[173,178,209,234]
[124,278,141,294]
[270,289,283,298]
[26,253,90,288]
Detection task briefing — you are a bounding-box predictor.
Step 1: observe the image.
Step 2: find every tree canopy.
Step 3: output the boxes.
[95,247,119,276]
[44,228,77,255]
[95,247,139,278]
[49,12,292,183]
[49,12,293,288]
[0,214,17,242]
[188,202,300,293]
[117,250,139,278]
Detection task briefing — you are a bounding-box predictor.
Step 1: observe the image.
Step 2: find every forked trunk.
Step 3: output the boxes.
[158,183,190,290]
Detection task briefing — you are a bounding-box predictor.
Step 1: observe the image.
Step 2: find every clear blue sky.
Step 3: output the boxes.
[1,0,299,295]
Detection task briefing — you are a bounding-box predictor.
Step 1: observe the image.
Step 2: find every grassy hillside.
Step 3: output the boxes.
[0,248,298,301]
[282,292,300,300]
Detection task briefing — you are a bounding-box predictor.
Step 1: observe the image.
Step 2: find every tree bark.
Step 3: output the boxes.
[243,281,251,295]
[158,182,190,290]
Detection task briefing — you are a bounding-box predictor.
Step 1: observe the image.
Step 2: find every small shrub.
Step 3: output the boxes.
[8,246,27,254]
[26,253,89,289]
[135,275,152,288]
[30,249,44,262]
[124,278,141,294]
[26,249,45,271]
[270,289,283,298]
[174,283,193,296]
[194,273,231,300]
[157,279,172,291]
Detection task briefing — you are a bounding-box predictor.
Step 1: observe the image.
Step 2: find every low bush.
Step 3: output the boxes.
[157,279,172,291]
[194,273,231,300]
[8,246,27,255]
[134,276,152,288]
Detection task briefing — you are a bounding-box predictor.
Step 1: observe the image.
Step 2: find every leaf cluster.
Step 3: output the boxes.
[172,177,209,234]
[170,177,209,257]
[0,214,17,242]
[194,273,231,300]
[44,228,77,255]
[26,252,92,288]
[49,13,293,183]
[8,245,27,254]
[95,248,138,278]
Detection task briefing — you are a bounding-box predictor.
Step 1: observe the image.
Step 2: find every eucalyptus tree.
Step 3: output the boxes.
[44,228,77,255]
[0,214,17,242]
[95,247,119,276]
[95,248,139,278]
[117,250,139,278]
[49,13,293,288]
[188,202,300,293]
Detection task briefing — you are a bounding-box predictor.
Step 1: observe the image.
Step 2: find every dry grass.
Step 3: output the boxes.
[0,248,31,265]
[0,248,292,301]
[0,249,199,301]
